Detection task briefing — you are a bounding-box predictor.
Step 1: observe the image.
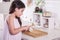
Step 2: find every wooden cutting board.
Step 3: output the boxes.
[23,30,48,38]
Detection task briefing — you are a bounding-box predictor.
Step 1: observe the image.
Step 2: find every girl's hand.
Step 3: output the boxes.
[22,26,30,31]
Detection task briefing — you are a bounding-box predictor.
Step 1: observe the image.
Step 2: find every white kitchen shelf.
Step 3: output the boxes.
[33,12,53,33]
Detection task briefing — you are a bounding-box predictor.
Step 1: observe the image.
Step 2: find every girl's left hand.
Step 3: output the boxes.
[25,25,30,31]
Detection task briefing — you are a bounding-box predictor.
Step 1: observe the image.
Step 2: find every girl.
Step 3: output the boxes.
[4,0,30,40]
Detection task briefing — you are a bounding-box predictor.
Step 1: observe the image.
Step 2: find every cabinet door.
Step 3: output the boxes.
[33,13,41,26]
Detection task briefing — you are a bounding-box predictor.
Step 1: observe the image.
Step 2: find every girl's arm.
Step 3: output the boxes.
[7,16,29,35]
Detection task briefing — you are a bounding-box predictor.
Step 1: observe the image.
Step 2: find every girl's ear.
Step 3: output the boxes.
[15,8,19,12]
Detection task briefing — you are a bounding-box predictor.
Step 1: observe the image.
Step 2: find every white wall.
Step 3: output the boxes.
[0,2,11,14]
[0,0,2,2]
[0,0,14,13]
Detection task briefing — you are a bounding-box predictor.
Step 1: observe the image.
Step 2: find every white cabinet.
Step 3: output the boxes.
[33,13,47,32]
[33,12,54,32]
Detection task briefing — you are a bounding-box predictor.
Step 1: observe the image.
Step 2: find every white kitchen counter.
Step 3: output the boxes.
[22,29,60,40]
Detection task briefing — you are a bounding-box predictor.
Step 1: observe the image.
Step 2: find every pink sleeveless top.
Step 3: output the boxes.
[4,14,22,40]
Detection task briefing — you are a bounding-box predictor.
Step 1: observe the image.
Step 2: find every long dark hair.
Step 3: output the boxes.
[9,0,25,26]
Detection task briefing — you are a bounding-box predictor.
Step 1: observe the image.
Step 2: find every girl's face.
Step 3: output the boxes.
[15,8,25,17]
